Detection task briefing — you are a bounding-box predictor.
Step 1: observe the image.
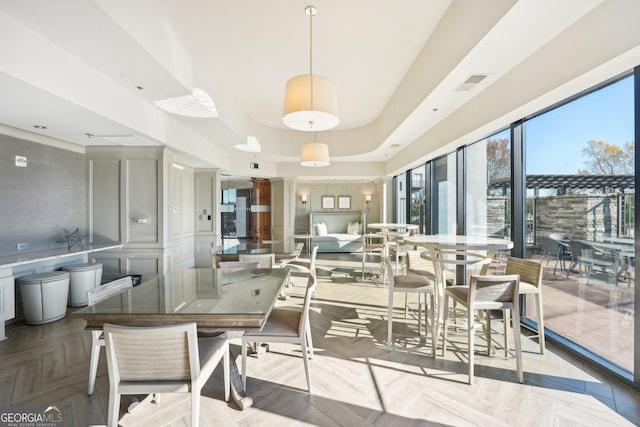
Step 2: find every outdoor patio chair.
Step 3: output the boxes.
[568,240,619,285]
[540,236,571,275]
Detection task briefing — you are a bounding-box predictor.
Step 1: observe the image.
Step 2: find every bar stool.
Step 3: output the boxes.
[63,262,103,307]
[19,271,70,324]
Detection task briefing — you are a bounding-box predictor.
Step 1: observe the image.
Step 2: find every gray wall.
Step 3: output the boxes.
[0,135,85,255]
[294,181,380,233]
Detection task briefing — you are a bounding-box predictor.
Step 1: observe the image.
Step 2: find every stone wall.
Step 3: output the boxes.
[487,196,508,238]
[534,194,619,243]
[485,194,622,244]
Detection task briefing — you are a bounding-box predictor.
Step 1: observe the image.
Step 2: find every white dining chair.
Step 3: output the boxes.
[217,261,261,269]
[417,246,494,352]
[241,275,317,392]
[441,274,523,385]
[361,233,385,282]
[103,322,229,427]
[211,244,224,268]
[86,276,133,396]
[239,253,275,269]
[286,244,319,278]
[504,256,545,354]
[385,258,436,356]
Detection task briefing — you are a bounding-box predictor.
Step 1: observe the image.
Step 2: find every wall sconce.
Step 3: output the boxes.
[365,194,372,204]
[301,194,308,205]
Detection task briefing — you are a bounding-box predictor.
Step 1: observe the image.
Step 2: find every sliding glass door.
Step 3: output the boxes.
[524,75,635,372]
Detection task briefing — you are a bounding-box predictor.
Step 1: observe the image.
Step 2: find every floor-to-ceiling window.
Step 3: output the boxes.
[465,129,511,240]
[524,75,635,373]
[390,69,637,384]
[432,153,457,234]
[394,174,407,223]
[411,166,426,233]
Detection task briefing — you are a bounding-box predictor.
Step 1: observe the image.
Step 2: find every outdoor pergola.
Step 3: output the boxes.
[490,174,635,194]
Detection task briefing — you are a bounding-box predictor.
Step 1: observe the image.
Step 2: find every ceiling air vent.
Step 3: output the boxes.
[455,74,488,92]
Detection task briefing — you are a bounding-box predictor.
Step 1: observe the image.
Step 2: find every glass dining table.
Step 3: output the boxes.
[216,240,300,264]
[73,267,290,410]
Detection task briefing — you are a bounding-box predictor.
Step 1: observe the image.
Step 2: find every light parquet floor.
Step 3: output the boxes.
[1,254,640,426]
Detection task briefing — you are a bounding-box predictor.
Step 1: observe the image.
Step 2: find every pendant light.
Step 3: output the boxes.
[300,132,330,167]
[283,5,339,132]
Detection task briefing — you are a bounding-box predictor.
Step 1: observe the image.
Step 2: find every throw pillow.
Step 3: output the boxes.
[317,222,328,236]
[347,222,360,235]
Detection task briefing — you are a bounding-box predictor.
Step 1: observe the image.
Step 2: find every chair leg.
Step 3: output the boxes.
[223,347,230,402]
[503,309,509,358]
[107,389,120,427]
[300,336,312,393]
[241,340,248,391]
[441,296,450,357]
[468,309,475,385]
[404,293,409,318]
[512,308,523,383]
[87,332,101,395]
[387,291,394,351]
[306,322,314,359]
[535,293,545,354]
[429,293,436,358]
[192,389,200,427]
[486,310,492,355]
[417,294,422,337]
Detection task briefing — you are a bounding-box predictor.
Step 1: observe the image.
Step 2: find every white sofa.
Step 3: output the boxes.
[309,212,366,253]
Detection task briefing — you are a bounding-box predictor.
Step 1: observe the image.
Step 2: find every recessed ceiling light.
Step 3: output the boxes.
[33,125,47,129]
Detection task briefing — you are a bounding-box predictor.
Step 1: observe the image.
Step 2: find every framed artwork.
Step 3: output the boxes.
[322,196,335,209]
[338,196,351,209]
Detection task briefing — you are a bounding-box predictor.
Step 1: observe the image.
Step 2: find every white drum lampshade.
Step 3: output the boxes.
[283,74,339,131]
[300,142,330,167]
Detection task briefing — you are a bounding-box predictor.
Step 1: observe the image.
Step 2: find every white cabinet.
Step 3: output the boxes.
[0,268,15,341]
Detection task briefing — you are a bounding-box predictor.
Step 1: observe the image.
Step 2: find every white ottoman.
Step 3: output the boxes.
[19,271,70,325]
[63,262,103,307]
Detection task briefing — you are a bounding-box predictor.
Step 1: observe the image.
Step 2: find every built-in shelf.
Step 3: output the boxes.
[0,242,123,270]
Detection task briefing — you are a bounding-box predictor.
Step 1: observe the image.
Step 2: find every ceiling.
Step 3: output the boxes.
[0,0,639,180]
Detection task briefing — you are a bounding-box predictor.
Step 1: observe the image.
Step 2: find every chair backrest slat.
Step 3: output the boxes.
[87,276,133,305]
[470,275,519,306]
[104,323,197,383]
[505,257,543,288]
[239,253,275,269]
[217,261,261,269]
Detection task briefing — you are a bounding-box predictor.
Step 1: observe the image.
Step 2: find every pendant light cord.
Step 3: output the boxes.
[309,7,314,113]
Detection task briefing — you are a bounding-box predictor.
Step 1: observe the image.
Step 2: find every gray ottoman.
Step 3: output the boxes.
[19,271,70,324]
